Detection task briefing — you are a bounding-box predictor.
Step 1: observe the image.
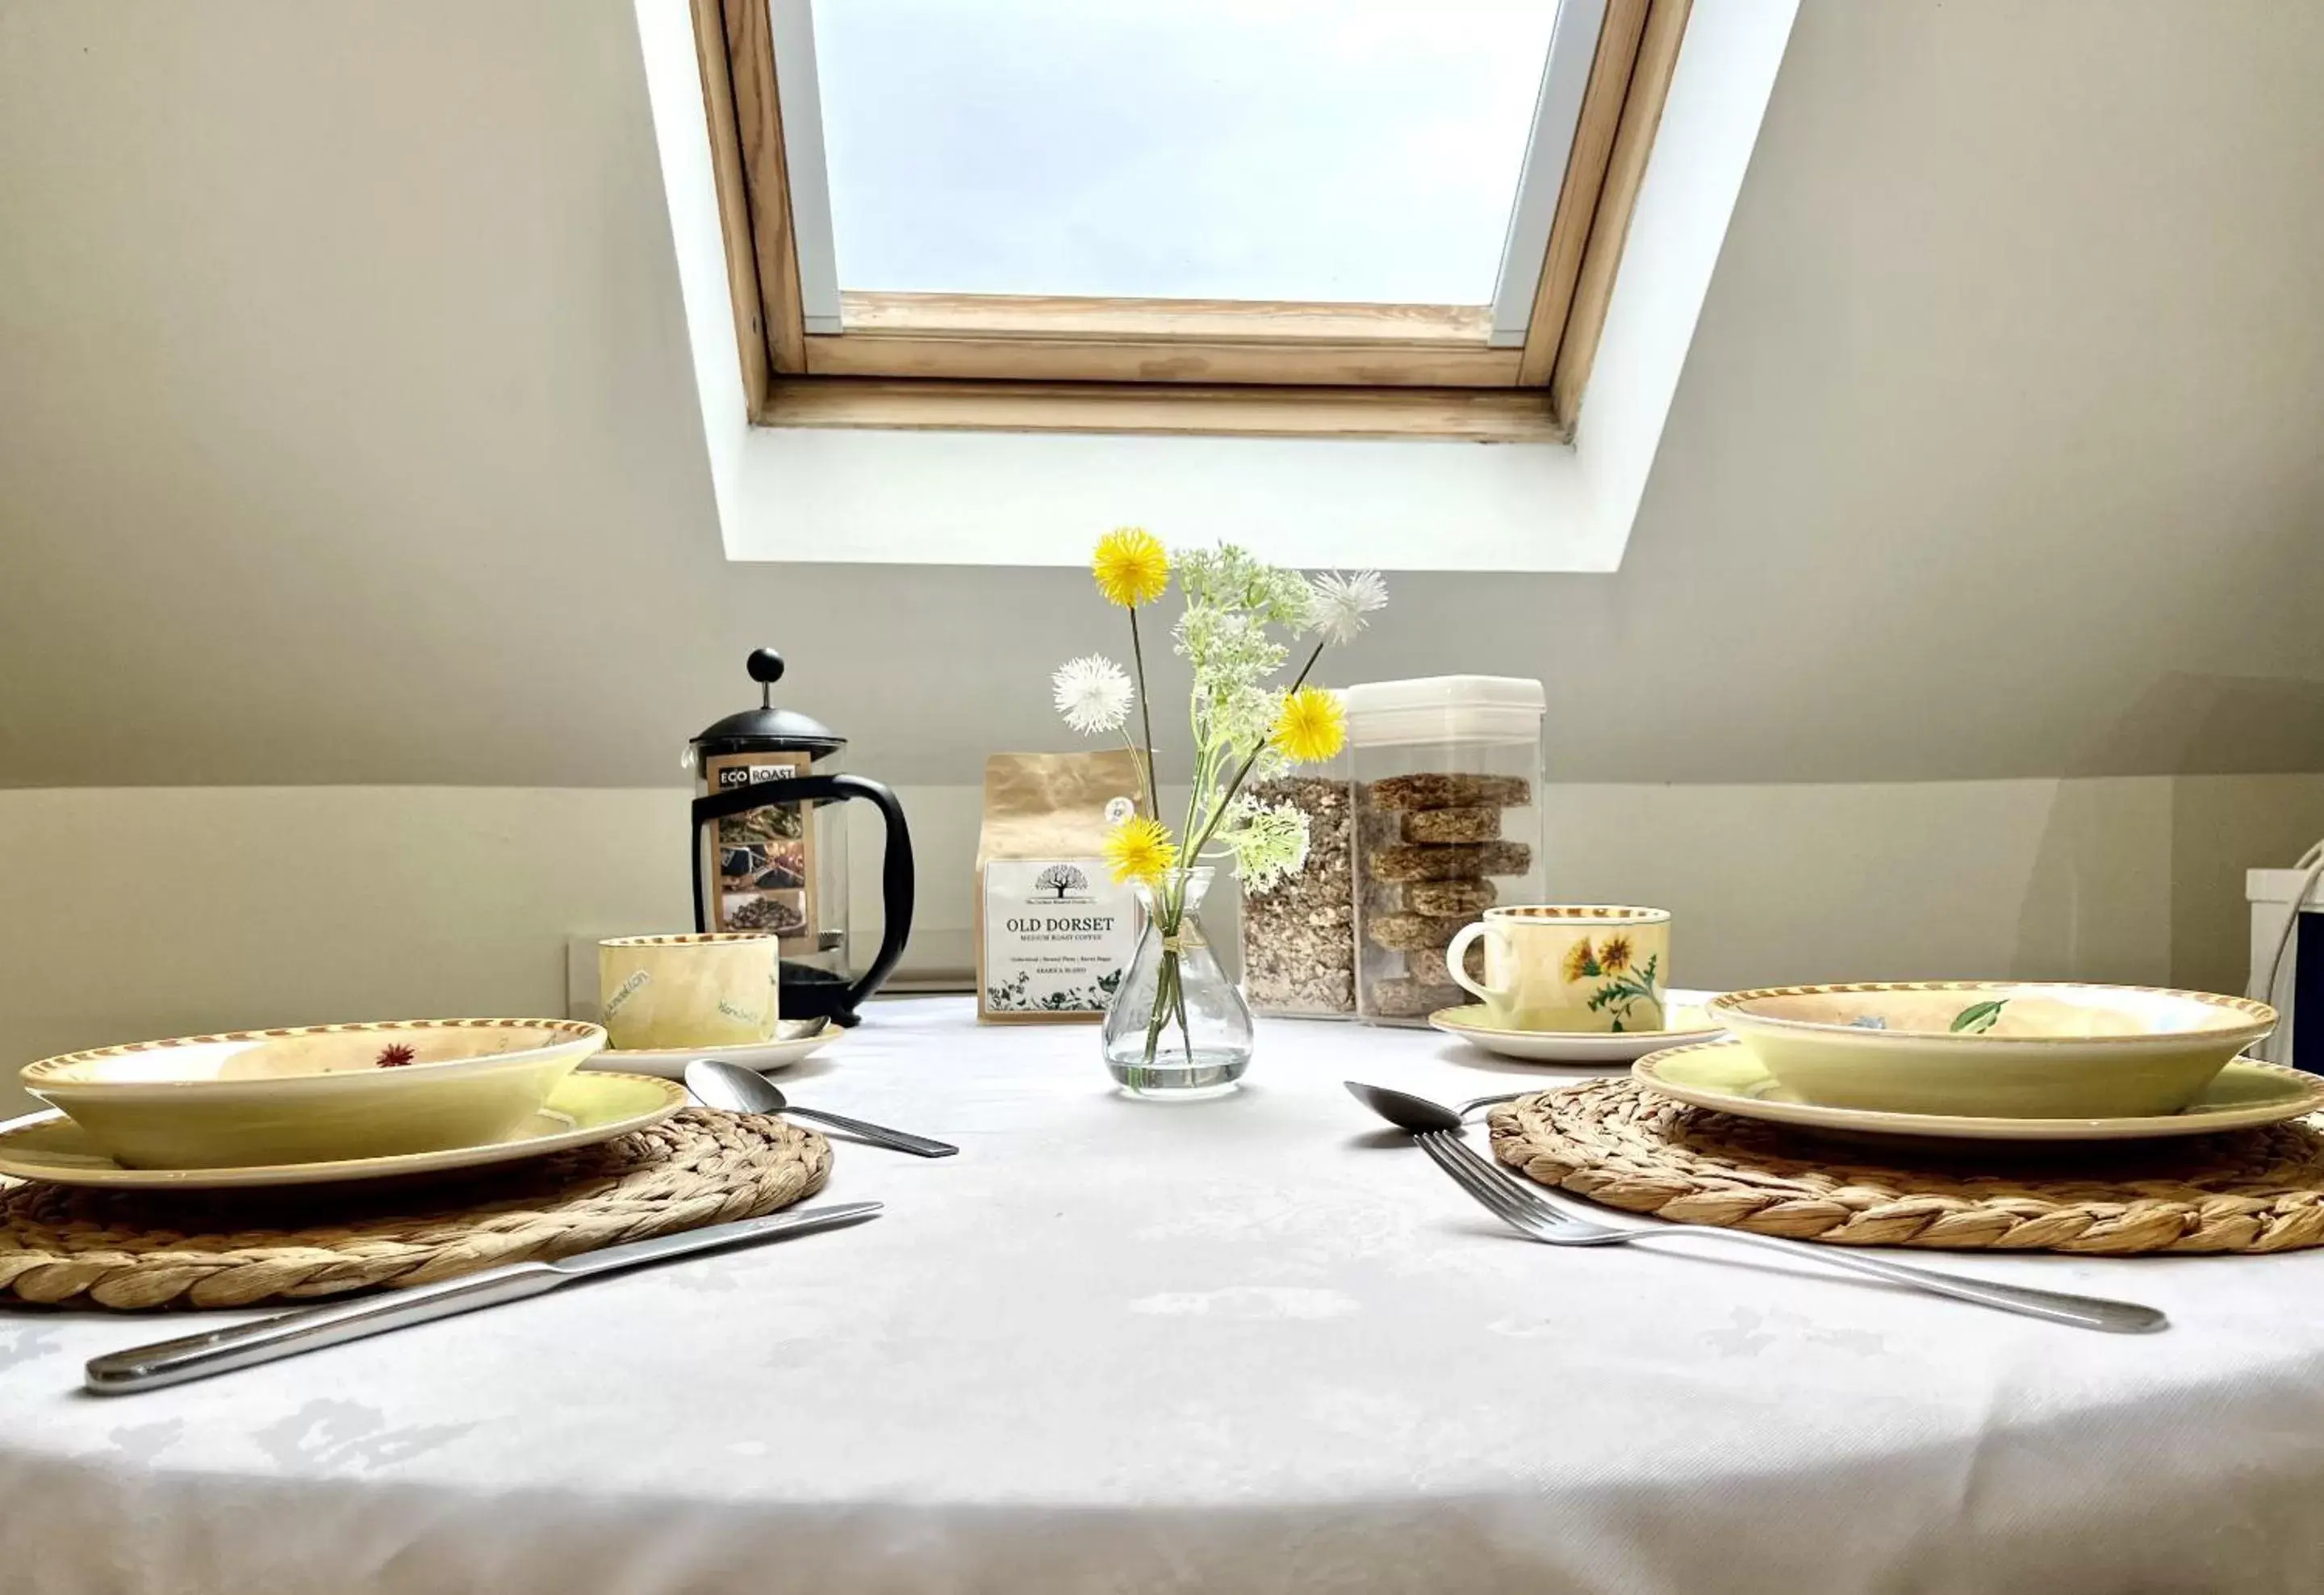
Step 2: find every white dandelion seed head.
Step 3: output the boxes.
[1306,569,1389,645]
[1051,654,1135,736]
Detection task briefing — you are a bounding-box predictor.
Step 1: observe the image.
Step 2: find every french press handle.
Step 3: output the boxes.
[690,775,915,1017]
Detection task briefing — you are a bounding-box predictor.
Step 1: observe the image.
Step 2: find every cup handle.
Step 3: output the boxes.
[1444,922,1507,1006]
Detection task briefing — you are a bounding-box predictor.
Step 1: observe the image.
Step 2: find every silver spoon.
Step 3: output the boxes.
[1345,1081,2167,1335]
[687,1059,959,1158]
[1453,1090,1529,1120]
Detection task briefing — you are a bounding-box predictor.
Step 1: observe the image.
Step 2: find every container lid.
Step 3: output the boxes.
[1340,675,1545,746]
[691,649,845,756]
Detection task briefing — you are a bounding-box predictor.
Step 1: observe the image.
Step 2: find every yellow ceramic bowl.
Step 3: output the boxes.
[21,1018,606,1170]
[1707,982,2276,1119]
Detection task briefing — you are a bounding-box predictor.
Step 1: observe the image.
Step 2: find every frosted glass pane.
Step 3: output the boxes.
[810,0,1561,305]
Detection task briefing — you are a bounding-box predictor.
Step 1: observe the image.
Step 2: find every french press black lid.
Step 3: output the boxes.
[692,649,845,756]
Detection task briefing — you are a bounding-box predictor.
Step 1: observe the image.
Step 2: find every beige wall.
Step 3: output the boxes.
[9,777,2315,1113]
[0,0,2320,789]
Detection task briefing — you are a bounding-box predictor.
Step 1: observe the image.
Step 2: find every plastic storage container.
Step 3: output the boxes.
[1344,676,1546,1026]
[1240,747,1357,1019]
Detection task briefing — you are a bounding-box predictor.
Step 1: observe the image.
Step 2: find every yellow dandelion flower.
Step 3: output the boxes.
[1597,934,1632,974]
[1092,526,1170,608]
[1561,939,1598,983]
[1271,685,1346,764]
[1101,815,1179,885]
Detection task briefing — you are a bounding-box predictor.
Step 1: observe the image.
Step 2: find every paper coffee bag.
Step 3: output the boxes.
[976,751,1143,1024]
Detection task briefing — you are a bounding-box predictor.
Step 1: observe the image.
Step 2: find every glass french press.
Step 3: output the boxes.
[690,649,914,1027]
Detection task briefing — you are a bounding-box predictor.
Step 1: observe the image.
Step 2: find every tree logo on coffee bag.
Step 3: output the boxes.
[1035,864,1089,901]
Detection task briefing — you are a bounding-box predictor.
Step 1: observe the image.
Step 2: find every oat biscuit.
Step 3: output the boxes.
[1405,878,1495,916]
[1400,806,1502,844]
[1368,841,1534,883]
[1365,774,1532,811]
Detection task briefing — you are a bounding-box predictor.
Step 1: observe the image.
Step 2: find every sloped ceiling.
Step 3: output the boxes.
[2,0,2321,788]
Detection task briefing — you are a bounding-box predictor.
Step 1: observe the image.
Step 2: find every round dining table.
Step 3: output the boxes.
[5,995,2322,1593]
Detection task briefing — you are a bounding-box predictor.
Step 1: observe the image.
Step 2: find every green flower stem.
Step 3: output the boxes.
[1167,930,1193,1066]
[1139,947,1187,1072]
[1137,873,1199,1070]
[1139,949,1171,1069]
[1183,680,1216,846]
[1126,606,1162,824]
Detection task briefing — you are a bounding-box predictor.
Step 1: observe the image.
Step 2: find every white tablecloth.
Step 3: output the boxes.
[6,997,2324,1593]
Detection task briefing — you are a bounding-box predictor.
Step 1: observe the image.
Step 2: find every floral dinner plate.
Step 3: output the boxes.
[0,1072,685,1191]
[1635,1040,2324,1141]
[1428,990,1725,1065]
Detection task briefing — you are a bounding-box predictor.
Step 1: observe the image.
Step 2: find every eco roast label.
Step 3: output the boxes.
[980,859,1137,1015]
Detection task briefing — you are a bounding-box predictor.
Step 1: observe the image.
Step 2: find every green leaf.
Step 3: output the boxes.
[1950,998,2008,1034]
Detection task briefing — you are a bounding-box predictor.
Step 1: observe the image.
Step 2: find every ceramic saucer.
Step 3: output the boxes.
[0,1072,686,1191]
[1634,1040,2324,1141]
[580,1019,839,1081]
[1428,990,1725,1065]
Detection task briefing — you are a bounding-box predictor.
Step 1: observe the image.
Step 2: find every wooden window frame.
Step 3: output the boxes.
[692,0,1691,443]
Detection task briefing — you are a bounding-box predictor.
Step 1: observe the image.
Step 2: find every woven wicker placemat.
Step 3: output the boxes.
[1487,1078,2324,1254]
[0,1109,829,1310]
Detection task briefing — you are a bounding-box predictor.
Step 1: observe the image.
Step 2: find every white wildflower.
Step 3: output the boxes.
[1214,683,1284,759]
[1306,570,1388,645]
[1219,798,1312,894]
[1177,544,1313,629]
[1175,604,1285,690]
[1051,655,1135,736]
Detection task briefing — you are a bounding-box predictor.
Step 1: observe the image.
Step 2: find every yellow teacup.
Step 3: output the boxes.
[598,933,780,1052]
[1444,906,1671,1033]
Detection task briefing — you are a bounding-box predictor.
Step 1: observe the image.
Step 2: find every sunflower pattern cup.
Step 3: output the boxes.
[1444,906,1671,1033]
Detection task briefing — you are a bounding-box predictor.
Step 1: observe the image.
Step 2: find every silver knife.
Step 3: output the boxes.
[84,1200,882,1395]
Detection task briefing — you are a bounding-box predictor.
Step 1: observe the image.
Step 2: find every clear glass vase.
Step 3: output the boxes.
[1102,867,1255,1098]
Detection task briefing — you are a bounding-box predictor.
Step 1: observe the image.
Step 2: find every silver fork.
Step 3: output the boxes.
[1413,1129,2167,1334]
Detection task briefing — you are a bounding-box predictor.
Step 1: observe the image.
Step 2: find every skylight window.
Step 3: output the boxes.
[810,0,1562,307]
[696,0,1694,439]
